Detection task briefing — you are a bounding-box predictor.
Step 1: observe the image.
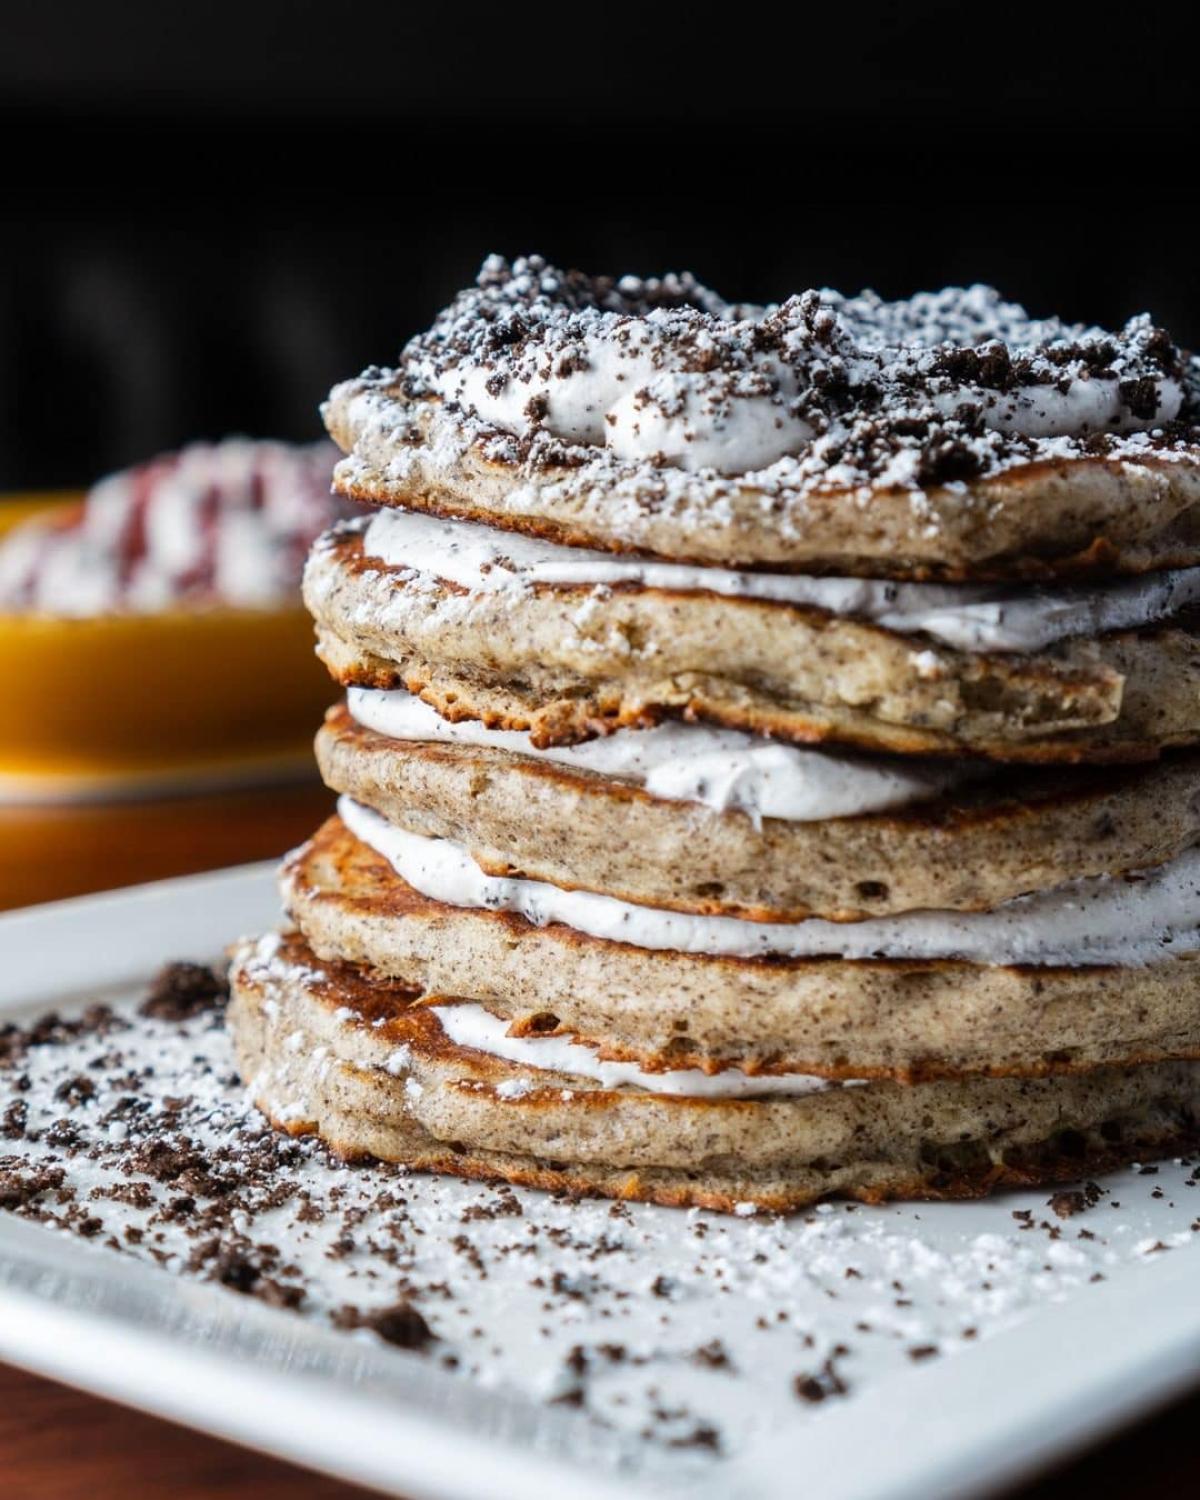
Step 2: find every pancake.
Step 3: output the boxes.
[228,931,1200,1214]
[316,705,1200,921]
[323,250,1200,585]
[327,386,1200,582]
[280,817,1200,1080]
[305,527,1200,763]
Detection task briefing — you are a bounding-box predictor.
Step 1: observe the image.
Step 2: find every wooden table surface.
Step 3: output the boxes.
[0,784,1196,1498]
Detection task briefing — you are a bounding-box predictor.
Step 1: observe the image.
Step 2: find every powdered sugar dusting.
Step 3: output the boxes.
[335,254,1196,498]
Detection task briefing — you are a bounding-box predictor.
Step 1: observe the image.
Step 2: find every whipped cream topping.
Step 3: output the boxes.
[387,254,1193,489]
[441,333,814,474]
[428,999,848,1098]
[0,439,341,615]
[347,687,964,823]
[340,796,1200,967]
[362,508,1200,653]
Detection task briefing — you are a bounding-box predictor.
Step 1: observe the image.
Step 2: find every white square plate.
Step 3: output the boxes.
[0,866,1197,1500]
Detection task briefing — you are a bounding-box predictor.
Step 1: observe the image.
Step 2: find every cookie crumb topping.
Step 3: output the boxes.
[386,254,1195,491]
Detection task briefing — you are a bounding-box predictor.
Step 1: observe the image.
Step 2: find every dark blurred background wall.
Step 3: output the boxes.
[3,1,1199,488]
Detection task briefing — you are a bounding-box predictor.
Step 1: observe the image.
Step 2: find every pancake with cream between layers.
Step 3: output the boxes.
[322,256,1200,581]
[317,693,1200,920]
[228,931,1200,1213]
[270,814,1200,1081]
[305,515,1200,763]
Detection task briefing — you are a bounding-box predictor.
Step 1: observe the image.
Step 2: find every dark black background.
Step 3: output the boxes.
[3,1,1199,487]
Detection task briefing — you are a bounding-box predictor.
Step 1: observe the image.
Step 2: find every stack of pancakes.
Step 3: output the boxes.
[230,257,1200,1212]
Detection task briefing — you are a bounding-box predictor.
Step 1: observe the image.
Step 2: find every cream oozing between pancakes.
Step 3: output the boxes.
[353,254,1194,493]
[339,796,1200,968]
[346,687,966,825]
[360,508,1200,653]
[404,1002,854,1099]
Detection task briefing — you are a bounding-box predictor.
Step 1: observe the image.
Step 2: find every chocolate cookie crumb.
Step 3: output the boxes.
[793,1355,849,1403]
[668,1424,721,1453]
[333,1300,435,1350]
[54,1075,96,1107]
[691,1339,733,1371]
[0,1164,66,1210]
[1047,1182,1104,1219]
[140,962,229,1021]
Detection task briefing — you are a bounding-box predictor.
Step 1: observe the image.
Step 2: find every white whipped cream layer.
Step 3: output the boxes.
[428,314,1183,476]
[437,335,817,473]
[339,796,1200,967]
[362,509,1200,654]
[429,1000,847,1099]
[346,687,964,824]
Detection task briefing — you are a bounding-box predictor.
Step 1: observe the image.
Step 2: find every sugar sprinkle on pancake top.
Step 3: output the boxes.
[324,255,1200,578]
